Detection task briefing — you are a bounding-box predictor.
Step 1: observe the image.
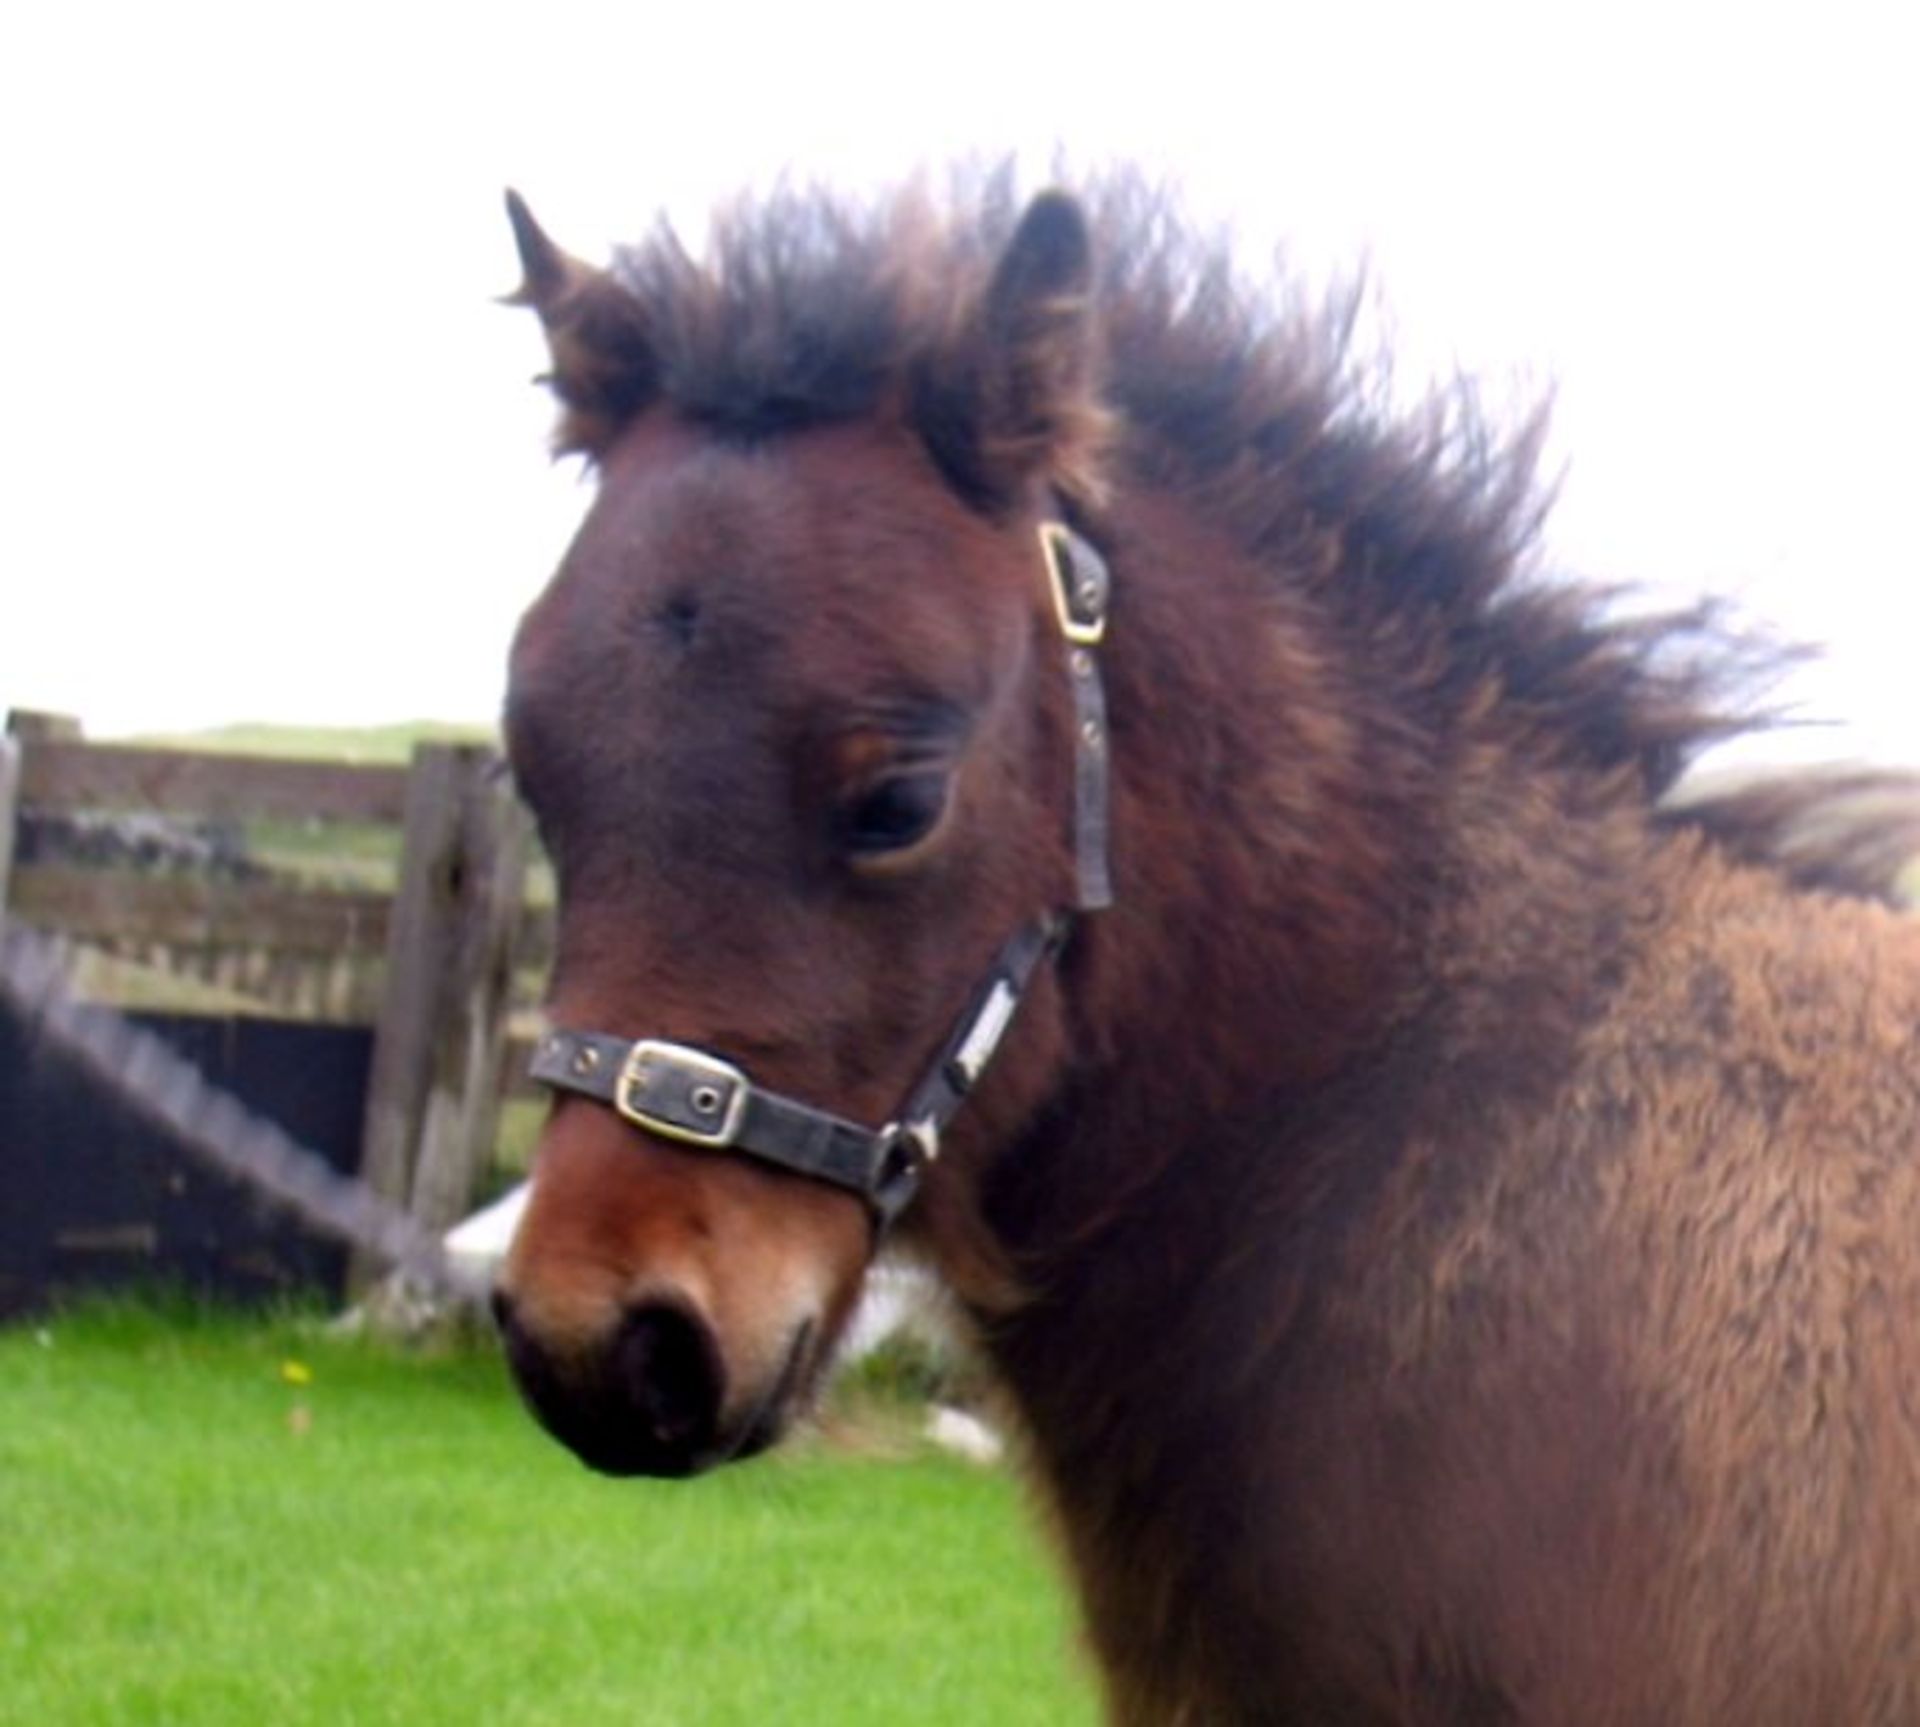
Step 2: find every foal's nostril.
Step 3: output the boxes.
[496,1296,728,1477]
[488,1286,516,1335]
[614,1302,724,1455]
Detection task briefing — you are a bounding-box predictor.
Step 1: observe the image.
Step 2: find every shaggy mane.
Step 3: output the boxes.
[574,171,1918,905]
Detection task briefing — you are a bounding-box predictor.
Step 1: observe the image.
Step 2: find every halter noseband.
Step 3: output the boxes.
[529,518,1114,1233]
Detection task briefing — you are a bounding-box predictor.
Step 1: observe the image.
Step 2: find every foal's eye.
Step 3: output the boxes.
[836,772,953,860]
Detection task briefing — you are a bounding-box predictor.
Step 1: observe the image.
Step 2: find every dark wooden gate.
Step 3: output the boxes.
[0,997,373,1316]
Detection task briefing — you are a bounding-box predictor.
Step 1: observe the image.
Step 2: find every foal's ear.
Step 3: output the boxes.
[503,190,658,456]
[923,190,1110,510]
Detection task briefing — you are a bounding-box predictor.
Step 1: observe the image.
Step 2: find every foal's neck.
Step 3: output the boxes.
[956,490,1698,1725]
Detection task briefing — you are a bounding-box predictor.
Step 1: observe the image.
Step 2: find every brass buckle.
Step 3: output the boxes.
[1038,523,1108,646]
[616,1041,750,1148]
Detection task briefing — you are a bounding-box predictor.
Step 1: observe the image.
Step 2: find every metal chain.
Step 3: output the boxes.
[0,920,483,1302]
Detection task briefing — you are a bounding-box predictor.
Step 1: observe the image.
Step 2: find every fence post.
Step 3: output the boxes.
[355,744,530,1289]
[0,733,20,916]
[355,745,467,1287]
[6,710,83,744]
[4,710,85,920]
[404,759,532,1237]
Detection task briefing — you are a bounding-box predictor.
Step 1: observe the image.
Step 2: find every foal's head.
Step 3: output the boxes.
[493,188,1103,1474]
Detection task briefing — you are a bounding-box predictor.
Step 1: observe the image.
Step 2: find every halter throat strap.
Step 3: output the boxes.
[530,516,1113,1232]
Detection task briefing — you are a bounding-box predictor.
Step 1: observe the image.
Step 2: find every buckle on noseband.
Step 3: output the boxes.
[616,1041,750,1148]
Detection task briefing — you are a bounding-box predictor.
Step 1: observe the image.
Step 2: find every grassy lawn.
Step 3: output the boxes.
[1,1302,1098,1726]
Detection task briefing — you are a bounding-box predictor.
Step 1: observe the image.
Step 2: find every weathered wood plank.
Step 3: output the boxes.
[7,866,392,955]
[501,1035,542,1095]
[18,740,412,823]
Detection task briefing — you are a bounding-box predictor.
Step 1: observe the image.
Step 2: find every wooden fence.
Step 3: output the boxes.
[0,711,552,1277]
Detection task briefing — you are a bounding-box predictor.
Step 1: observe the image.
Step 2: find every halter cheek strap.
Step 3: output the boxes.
[530,518,1114,1233]
[1039,521,1114,913]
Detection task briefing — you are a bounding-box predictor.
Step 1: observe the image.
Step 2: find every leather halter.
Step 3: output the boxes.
[530,518,1114,1233]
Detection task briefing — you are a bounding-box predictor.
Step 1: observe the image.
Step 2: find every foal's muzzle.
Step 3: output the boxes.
[494,1291,730,1478]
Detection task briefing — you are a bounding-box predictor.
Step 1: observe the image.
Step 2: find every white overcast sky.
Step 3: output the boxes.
[2,2,1914,765]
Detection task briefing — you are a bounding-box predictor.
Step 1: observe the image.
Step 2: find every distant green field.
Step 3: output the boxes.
[130,720,498,764]
[1,1301,1098,1727]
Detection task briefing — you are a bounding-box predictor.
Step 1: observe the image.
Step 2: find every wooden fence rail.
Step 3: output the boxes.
[8,872,394,955]
[17,739,413,823]
[0,711,543,1281]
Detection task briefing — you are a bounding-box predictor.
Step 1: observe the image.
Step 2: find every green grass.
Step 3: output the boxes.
[1,1301,1097,1726]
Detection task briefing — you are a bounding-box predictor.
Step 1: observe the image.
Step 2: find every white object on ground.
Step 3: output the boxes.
[926,1404,1004,1465]
[444,1181,530,1274]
